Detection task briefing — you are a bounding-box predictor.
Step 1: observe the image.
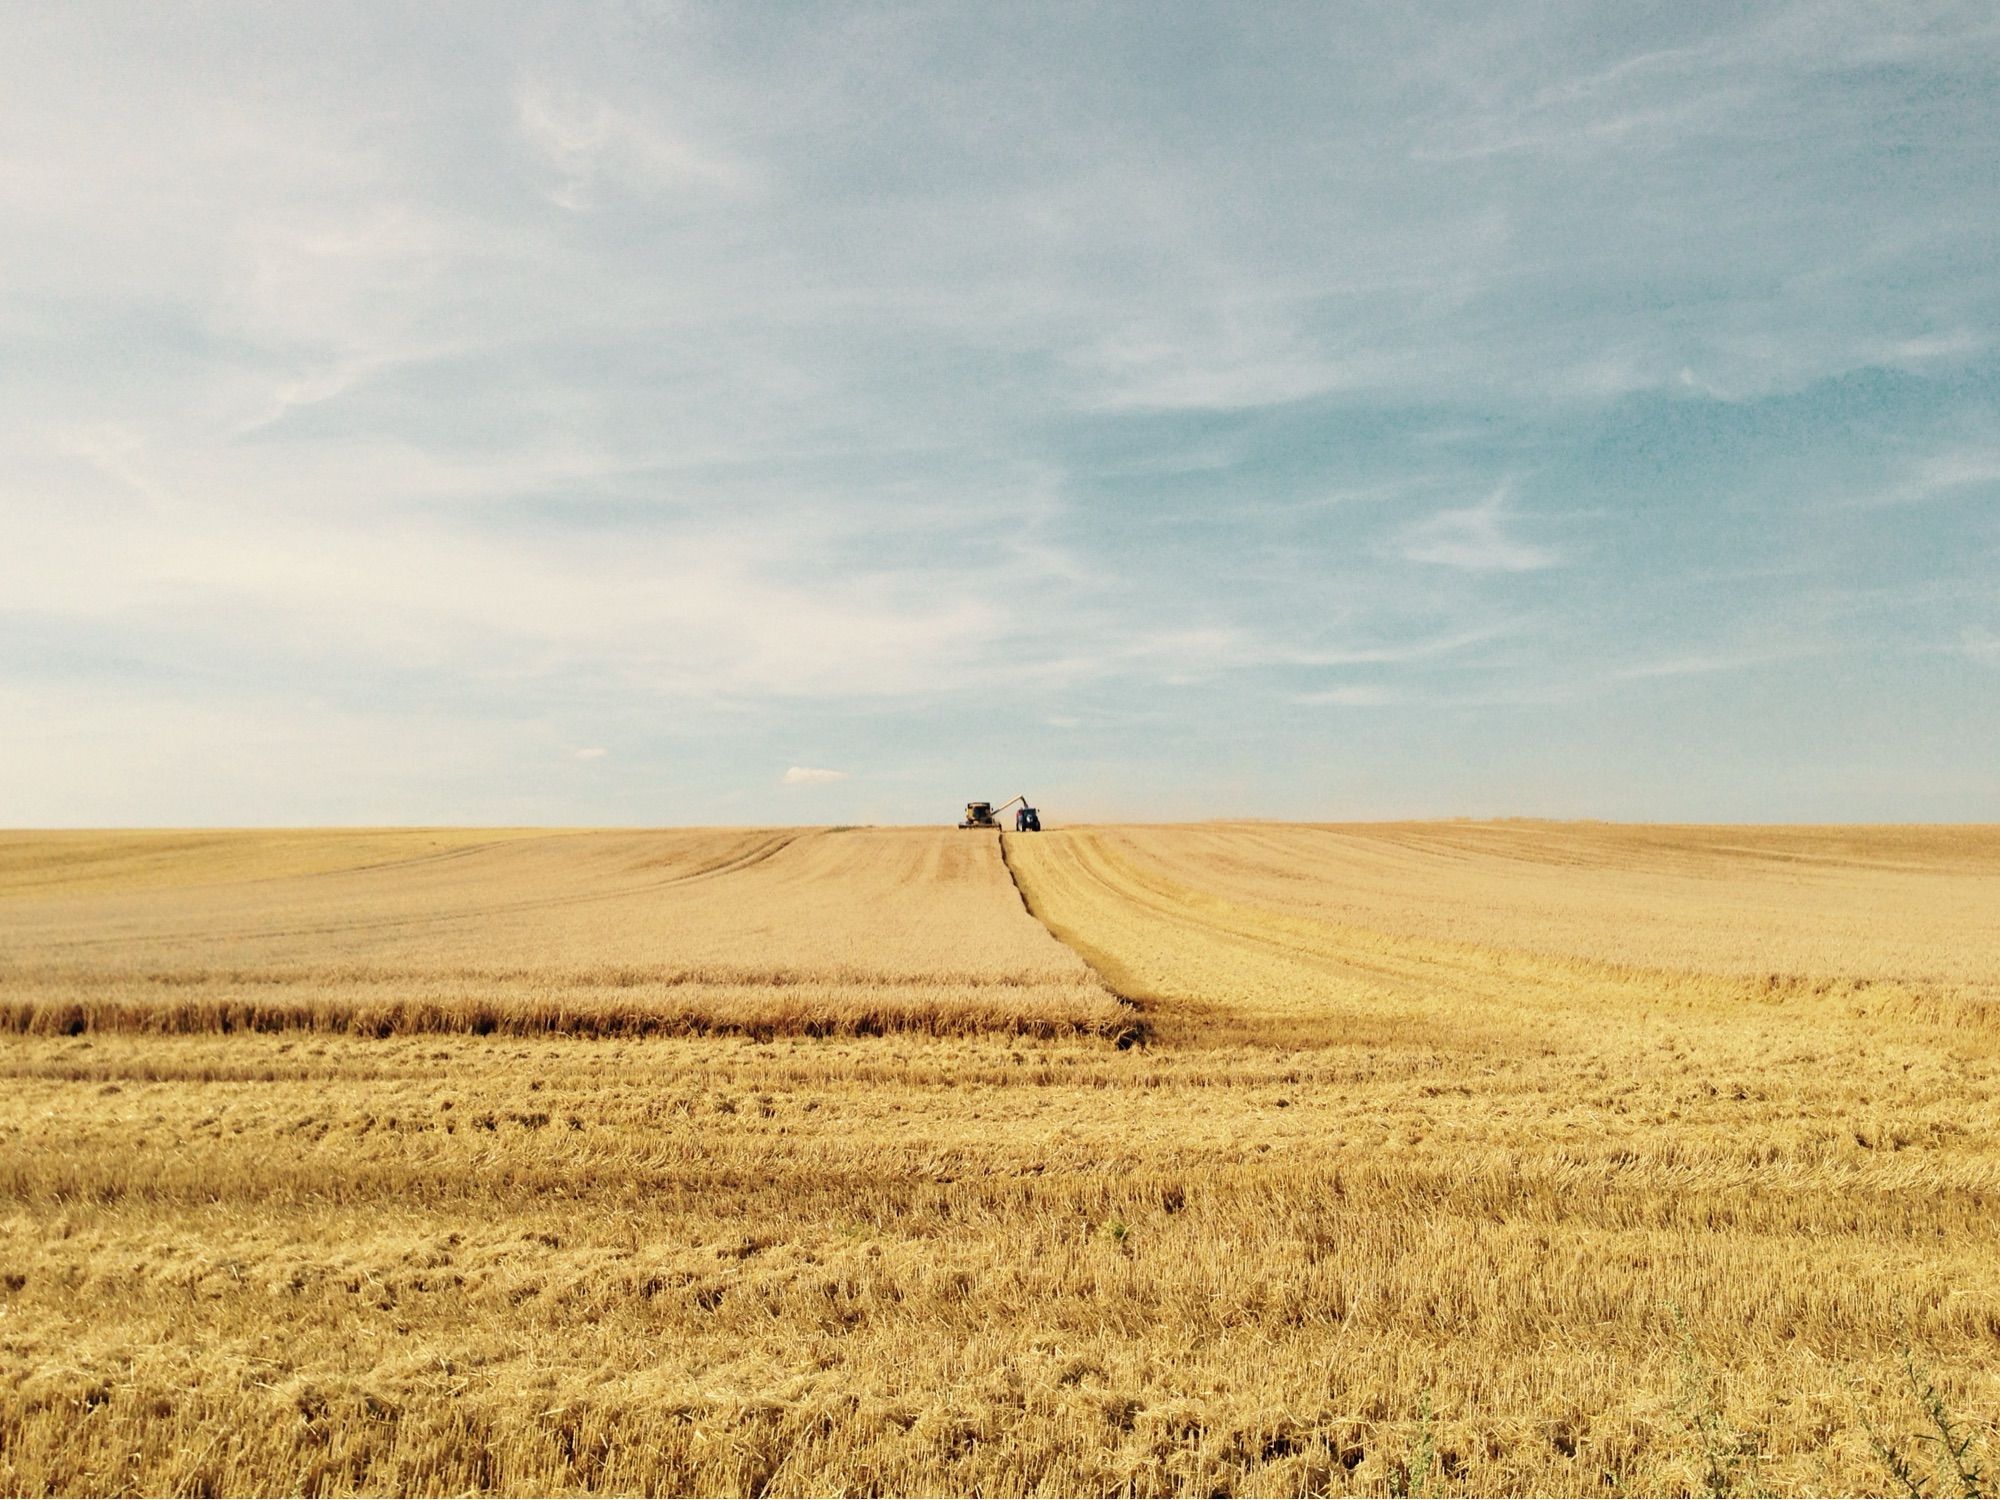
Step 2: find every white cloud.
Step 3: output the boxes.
[1072,318,1353,413]
[1281,622,1521,668]
[573,746,608,760]
[3,439,1019,703]
[1876,450,2000,507]
[1612,649,1802,680]
[1883,330,1987,366]
[782,766,847,785]
[1293,684,1404,707]
[515,80,746,210]
[1394,490,1561,572]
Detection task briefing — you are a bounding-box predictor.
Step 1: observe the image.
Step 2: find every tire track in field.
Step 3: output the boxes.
[997,833,1149,1047]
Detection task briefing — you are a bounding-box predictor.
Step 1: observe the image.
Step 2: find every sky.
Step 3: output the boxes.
[3,2,1997,826]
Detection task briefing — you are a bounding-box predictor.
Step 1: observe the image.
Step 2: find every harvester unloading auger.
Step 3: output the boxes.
[959,795,1040,832]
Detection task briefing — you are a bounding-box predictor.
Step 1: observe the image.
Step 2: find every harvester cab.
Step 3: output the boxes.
[959,794,1040,831]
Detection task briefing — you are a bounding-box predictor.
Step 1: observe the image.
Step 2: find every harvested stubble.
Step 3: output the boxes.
[1,820,1997,1496]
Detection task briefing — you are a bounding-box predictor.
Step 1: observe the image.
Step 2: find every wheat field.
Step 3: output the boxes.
[1,822,1995,1496]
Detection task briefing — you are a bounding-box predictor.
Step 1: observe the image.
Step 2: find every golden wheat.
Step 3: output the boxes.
[0,828,1129,1043]
[0,822,1995,1495]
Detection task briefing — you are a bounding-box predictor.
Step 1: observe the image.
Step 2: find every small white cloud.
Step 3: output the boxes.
[782,765,847,785]
[516,80,745,210]
[1884,330,1986,365]
[1394,488,1560,572]
[1963,629,2000,665]
[1677,367,1731,400]
[573,746,608,760]
[1615,653,1773,680]
[1907,451,2000,500]
[1293,684,1404,707]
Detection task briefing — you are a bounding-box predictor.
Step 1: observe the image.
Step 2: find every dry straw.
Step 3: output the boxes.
[0,821,1994,1494]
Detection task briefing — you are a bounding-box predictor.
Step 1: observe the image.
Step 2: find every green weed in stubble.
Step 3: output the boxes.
[1861,1397,1933,1500]
[1857,1336,1994,1500]
[1905,1340,1990,1500]
[1671,1304,1764,1499]
[1387,1391,1438,1499]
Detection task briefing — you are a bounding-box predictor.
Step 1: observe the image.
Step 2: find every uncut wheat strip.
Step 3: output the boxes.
[0,984,1132,1041]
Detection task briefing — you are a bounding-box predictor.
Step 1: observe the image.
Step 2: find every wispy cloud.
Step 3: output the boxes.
[515,80,747,210]
[1882,330,1987,366]
[1393,490,1561,572]
[573,747,608,760]
[1859,449,2000,508]
[1281,622,1525,669]
[1611,648,1810,681]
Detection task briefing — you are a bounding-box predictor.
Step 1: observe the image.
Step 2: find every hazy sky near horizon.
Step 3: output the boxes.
[4,2,1997,825]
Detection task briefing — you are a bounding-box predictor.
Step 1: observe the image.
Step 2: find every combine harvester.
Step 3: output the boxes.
[959,795,1041,832]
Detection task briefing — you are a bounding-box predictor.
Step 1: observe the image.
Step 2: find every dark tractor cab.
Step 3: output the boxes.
[1014,805,1041,832]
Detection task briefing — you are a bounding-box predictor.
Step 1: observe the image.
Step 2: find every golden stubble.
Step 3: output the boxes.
[0,821,1995,1495]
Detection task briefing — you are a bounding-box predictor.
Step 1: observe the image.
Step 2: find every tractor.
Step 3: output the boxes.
[959,795,1040,831]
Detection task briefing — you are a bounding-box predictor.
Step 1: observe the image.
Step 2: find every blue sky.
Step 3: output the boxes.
[3,2,1996,825]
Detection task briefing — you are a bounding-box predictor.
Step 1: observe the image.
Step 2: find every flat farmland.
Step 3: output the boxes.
[1,823,1996,1496]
